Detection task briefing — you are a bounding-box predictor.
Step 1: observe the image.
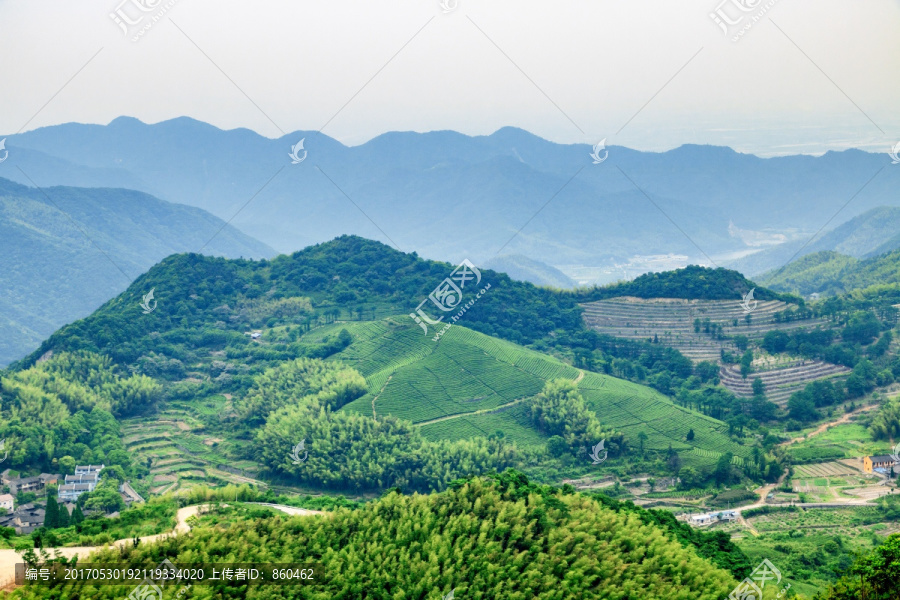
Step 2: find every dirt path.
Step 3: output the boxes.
[416,369,585,427]
[0,503,323,589]
[415,397,531,426]
[371,375,393,420]
[778,403,878,448]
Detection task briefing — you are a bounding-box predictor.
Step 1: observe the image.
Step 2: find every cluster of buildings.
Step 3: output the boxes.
[687,510,737,526]
[0,465,109,534]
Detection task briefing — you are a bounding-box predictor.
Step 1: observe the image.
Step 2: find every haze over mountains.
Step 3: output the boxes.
[0,177,273,367]
[731,206,900,277]
[2,117,898,282]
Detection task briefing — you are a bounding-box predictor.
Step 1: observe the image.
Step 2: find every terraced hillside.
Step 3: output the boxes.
[310,318,750,464]
[719,359,851,406]
[580,296,830,362]
[122,394,262,495]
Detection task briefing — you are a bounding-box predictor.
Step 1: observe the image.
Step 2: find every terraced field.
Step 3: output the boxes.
[316,318,750,461]
[581,296,831,362]
[122,395,263,495]
[719,360,850,406]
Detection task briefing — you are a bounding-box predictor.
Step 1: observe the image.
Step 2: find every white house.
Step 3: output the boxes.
[0,494,13,512]
[74,464,104,475]
[59,465,105,502]
[689,513,714,525]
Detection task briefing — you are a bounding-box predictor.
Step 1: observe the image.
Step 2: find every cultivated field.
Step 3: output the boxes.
[791,460,889,502]
[719,359,850,406]
[319,318,750,461]
[580,296,831,362]
[122,394,262,495]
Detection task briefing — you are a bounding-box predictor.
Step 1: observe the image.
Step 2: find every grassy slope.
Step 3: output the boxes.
[311,317,749,462]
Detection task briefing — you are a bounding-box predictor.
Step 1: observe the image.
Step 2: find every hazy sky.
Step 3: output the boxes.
[2,0,898,155]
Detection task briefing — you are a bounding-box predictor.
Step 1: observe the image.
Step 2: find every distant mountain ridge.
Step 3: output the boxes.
[482,254,576,289]
[729,206,900,277]
[0,176,274,366]
[2,117,897,274]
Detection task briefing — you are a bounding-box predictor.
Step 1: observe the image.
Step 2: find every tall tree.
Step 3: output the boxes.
[43,496,59,529]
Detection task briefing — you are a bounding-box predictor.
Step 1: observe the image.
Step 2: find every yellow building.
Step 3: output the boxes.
[863,455,897,473]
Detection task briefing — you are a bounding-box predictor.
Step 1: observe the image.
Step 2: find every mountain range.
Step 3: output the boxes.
[0,176,273,367]
[731,206,900,277]
[2,117,898,280]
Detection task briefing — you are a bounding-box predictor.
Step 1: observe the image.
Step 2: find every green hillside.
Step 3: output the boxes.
[321,318,748,464]
[0,236,764,497]
[16,236,786,372]
[761,247,900,296]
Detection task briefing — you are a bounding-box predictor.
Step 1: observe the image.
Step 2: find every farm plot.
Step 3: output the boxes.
[578,371,749,460]
[581,296,831,363]
[794,462,861,478]
[791,459,886,501]
[335,320,574,422]
[719,360,850,406]
[787,423,892,464]
[122,400,263,495]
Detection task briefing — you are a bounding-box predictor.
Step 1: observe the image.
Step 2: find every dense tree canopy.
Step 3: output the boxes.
[15,472,739,600]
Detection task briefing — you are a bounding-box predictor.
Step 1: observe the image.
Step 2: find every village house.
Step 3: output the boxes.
[0,503,45,534]
[863,455,897,474]
[58,464,104,502]
[688,510,737,527]
[6,473,59,496]
[689,513,714,526]
[74,465,105,476]
[0,493,13,512]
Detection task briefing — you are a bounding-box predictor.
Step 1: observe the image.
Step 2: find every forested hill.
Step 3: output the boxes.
[761,247,900,296]
[14,236,785,370]
[576,264,795,303]
[16,472,740,600]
